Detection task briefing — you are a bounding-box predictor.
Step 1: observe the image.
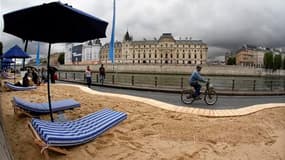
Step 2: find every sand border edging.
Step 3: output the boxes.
[57,83,285,117]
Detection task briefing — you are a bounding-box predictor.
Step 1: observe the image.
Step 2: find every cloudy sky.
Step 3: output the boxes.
[1,0,285,58]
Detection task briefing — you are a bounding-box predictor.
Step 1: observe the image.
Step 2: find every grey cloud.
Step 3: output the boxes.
[1,0,285,57]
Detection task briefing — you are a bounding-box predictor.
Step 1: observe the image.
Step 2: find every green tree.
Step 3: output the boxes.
[273,54,282,71]
[263,52,273,69]
[283,56,285,69]
[227,57,236,65]
[57,52,65,65]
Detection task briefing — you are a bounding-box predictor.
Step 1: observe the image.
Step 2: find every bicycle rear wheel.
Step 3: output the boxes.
[181,89,195,104]
[204,90,218,105]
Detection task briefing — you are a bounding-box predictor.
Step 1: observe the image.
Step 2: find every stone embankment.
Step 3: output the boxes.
[58,64,285,76]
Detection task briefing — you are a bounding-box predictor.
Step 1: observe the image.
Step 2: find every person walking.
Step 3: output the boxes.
[85,65,92,88]
[99,64,105,85]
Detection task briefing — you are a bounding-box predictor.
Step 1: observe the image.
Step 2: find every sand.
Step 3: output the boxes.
[0,84,285,160]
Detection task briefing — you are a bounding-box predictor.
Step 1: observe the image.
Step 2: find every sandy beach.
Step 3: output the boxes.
[0,84,285,160]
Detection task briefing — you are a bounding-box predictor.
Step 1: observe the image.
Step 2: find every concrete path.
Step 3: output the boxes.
[58,83,285,117]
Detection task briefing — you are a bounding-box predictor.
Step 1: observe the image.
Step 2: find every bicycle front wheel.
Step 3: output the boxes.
[204,90,218,105]
[181,89,194,104]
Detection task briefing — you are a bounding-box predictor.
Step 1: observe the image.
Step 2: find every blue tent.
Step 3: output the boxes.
[3,45,30,58]
[1,58,15,70]
[3,45,30,83]
[2,58,15,63]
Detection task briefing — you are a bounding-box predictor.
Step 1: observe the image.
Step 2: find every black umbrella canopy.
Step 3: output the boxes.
[3,1,108,122]
[3,2,108,43]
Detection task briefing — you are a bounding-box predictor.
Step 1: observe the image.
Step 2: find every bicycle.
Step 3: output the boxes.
[181,79,218,105]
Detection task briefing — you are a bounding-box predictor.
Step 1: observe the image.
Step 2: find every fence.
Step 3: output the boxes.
[58,71,285,92]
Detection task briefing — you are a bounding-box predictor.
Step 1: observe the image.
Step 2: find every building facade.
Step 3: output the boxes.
[100,32,208,65]
[65,39,102,65]
[236,45,265,67]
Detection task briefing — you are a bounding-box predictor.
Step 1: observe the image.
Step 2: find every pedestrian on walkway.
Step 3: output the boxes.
[85,65,92,88]
[99,64,105,85]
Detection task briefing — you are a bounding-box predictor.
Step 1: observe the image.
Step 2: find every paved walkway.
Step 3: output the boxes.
[58,83,285,117]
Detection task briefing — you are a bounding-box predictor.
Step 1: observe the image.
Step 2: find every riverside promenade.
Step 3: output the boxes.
[60,82,285,117]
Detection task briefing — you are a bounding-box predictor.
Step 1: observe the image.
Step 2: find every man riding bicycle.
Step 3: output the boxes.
[189,65,206,100]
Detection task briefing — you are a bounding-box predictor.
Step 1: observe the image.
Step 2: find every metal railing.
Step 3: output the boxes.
[58,71,285,92]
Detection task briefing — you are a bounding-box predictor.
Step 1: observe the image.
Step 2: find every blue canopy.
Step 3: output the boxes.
[3,45,30,58]
[2,58,15,63]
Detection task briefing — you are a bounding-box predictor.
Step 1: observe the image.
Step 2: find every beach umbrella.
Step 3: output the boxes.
[3,45,31,83]
[1,58,15,70]
[3,1,108,122]
[2,58,15,63]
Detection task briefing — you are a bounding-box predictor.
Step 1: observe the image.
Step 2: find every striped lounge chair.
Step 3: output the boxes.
[12,96,80,117]
[4,81,37,91]
[28,108,127,160]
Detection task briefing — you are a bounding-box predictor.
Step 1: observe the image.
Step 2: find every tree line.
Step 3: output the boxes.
[226,51,285,70]
[263,52,285,70]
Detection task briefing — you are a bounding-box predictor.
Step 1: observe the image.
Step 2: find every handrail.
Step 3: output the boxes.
[57,71,285,92]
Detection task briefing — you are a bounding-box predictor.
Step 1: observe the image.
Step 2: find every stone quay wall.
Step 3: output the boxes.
[58,64,285,77]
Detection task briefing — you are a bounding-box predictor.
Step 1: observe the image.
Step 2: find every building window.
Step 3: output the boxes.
[155,54,157,58]
[149,54,151,58]
[194,54,197,59]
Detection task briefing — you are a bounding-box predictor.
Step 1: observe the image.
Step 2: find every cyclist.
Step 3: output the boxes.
[189,65,206,99]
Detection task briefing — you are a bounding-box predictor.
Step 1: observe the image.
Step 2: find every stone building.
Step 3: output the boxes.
[100,32,208,65]
[235,45,266,67]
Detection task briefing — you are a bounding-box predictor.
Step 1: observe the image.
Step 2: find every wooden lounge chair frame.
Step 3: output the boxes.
[11,100,37,118]
[11,97,79,118]
[28,121,68,160]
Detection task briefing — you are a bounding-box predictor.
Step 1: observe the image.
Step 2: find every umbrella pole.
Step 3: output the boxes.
[23,40,28,69]
[14,59,16,83]
[47,43,54,122]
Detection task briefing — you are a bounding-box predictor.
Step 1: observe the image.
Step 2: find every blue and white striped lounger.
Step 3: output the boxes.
[5,81,37,91]
[12,96,80,117]
[28,108,127,159]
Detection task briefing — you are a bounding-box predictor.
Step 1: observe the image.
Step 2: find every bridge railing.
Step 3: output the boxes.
[58,71,285,92]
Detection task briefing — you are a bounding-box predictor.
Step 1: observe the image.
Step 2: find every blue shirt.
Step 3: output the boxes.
[189,70,205,83]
